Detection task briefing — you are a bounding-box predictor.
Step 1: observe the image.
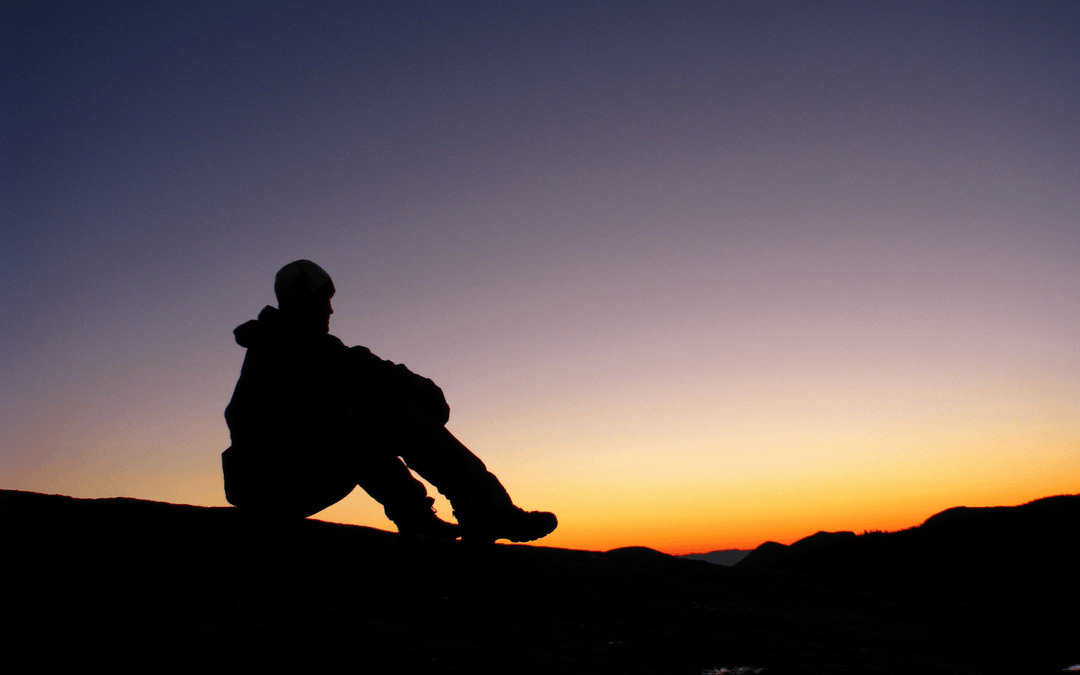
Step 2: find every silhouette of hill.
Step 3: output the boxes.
[2,489,1077,673]
[737,495,1080,596]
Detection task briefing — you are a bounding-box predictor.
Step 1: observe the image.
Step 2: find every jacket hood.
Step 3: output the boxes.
[233,305,286,348]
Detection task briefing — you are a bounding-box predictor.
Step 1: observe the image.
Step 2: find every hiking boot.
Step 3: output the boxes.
[459,507,558,545]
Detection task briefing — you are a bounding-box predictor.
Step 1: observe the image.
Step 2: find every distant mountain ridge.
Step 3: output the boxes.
[737,494,1080,594]
[680,549,750,566]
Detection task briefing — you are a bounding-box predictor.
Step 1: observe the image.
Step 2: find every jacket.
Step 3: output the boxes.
[222,306,449,505]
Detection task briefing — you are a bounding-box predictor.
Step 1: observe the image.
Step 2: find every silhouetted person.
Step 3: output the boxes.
[223,260,557,544]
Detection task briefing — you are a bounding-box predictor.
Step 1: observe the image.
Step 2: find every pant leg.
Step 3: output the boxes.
[370,400,515,520]
[352,450,433,522]
[224,410,446,522]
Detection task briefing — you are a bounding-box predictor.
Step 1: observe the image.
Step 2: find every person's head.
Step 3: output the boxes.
[274,260,335,332]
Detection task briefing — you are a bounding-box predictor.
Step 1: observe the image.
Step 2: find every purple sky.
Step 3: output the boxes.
[3,1,1078,551]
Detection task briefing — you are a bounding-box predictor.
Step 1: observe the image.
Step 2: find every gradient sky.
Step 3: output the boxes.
[4,1,1078,554]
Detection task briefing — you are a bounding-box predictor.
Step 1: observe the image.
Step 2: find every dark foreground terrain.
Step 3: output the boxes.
[2,490,1077,674]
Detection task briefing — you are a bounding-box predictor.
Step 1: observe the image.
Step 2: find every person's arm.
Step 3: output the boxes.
[349,346,450,425]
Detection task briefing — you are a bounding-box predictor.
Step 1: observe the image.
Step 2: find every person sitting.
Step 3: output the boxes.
[222,260,557,544]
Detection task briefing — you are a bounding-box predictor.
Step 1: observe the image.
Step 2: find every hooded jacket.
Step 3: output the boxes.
[223,306,450,506]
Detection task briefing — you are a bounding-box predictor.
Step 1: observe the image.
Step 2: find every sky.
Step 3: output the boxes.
[3,1,1078,554]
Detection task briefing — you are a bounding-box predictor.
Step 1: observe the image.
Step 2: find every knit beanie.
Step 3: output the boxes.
[274,260,335,307]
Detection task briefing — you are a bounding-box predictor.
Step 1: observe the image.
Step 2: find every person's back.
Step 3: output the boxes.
[226,305,350,452]
[223,301,360,518]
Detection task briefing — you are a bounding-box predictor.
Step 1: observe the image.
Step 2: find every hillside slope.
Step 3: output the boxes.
[2,490,1076,673]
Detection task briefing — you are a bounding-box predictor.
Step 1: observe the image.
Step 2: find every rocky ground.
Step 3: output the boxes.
[2,489,1077,673]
